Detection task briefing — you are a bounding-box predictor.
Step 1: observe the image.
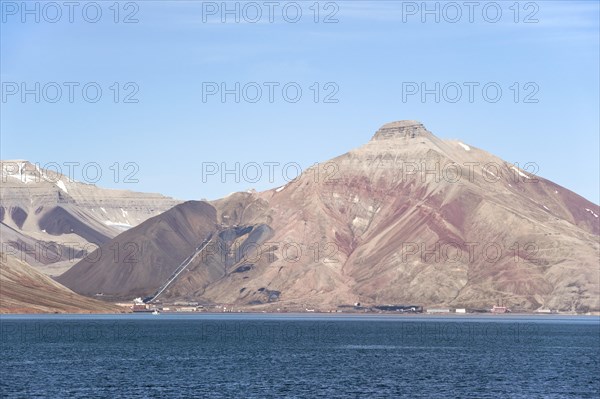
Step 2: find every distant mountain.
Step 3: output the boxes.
[0,161,180,275]
[57,121,600,312]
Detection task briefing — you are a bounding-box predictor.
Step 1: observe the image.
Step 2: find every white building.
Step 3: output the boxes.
[426,308,450,313]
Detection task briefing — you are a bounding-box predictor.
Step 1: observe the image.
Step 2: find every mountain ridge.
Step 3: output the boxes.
[0,160,181,276]
[55,121,599,312]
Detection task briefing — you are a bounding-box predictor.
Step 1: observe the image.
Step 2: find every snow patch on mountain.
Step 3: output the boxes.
[352,216,368,229]
[104,221,133,230]
[2,162,38,184]
[585,208,598,218]
[458,142,471,151]
[484,168,497,177]
[56,180,68,193]
[511,166,531,179]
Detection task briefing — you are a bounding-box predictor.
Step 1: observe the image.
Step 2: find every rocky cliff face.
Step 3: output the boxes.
[1,161,180,275]
[58,121,600,312]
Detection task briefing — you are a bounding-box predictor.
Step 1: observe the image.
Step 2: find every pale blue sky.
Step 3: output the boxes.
[1,1,599,203]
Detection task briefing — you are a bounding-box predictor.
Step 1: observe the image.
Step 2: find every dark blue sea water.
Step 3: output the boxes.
[1,314,598,398]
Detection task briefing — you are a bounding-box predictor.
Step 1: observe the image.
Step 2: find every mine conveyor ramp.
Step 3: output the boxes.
[143,232,216,303]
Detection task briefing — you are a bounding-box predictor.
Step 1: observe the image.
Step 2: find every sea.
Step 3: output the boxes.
[1,314,598,398]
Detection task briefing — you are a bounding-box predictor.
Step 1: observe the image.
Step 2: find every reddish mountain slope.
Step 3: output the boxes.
[57,121,600,312]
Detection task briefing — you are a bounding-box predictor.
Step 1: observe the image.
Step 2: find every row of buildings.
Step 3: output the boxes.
[425,306,510,314]
[131,297,512,314]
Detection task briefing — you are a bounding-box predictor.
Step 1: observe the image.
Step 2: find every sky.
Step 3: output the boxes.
[1,0,599,203]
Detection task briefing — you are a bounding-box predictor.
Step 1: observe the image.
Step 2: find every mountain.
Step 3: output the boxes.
[56,201,219,297]
[0,160,180,276]
[57,121,600,312]
[0,253,123,313]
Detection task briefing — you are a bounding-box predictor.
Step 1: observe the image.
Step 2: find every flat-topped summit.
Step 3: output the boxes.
[371,120,431,141]
[380,120,423,129]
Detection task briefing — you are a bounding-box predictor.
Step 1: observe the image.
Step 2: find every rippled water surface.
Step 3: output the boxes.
[1,314,598,398]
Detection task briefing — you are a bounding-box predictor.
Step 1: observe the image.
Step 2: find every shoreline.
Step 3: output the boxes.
[2,311,599,318]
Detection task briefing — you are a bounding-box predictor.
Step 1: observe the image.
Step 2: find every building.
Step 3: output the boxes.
[131,297,152,312]
[426,308,450,314]
[176,307,198,312]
